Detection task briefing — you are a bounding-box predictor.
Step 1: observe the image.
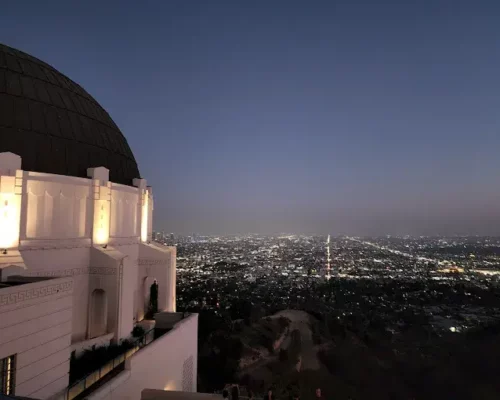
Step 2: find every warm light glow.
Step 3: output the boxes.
[5,355,13,395]
[141,191,149,242]
[0,192,21,249]
[437,267,464,274]
[163,381,175,391]
[93,199,110,245]
[475,269,500,276]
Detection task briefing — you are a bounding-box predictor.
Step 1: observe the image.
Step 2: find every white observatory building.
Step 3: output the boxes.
[0,43,198,400]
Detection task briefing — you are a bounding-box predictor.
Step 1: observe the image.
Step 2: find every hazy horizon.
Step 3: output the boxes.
[2,0,500,236]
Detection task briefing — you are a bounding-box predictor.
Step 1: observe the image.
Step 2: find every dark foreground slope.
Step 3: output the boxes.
[197,309,500,400]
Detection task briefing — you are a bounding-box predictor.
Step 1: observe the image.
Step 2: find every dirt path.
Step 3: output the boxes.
[271,310,320,370]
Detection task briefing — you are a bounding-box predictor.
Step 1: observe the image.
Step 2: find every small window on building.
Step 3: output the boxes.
[0,354,16,395]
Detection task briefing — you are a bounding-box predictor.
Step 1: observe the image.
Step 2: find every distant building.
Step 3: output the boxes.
[0,43,197,399]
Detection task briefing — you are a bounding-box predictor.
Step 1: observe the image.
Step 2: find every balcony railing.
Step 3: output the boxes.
[67,329,155,400]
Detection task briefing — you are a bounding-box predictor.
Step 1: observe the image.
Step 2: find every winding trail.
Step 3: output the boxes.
[271,310,320,370]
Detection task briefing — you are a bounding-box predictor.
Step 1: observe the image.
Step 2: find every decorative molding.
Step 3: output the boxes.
[20,238,92,250]
[20,237,141,250]
[89,267,117,276]
[26,180,91,239]
[110,188,139,237]
[27,266,117,277]
[138,258,168,267]
[25,171,92,185]
[111,182,140,193]
[27,267,90,277]
[108,237,140,246]
[0,280,73,306]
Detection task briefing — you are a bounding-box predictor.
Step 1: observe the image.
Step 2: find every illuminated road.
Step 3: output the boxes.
[326,234,331,280]
[346,237,437,263]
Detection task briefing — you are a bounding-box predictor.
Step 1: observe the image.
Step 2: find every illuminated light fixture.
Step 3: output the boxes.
[140,190,149,243]
[132,178,149,243]
[6,356,11,394]
[88,167,111,246]
[0,177,22,249]
[93,199,110,245]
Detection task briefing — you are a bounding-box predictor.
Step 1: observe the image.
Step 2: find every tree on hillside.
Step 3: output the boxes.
[230,299,264,325]
[198,332,243,392]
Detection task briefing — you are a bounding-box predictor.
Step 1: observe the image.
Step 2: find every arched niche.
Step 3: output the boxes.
[88,288,108,338]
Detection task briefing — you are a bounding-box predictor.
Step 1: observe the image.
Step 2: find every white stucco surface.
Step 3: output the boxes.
[0,156,192,400]
[0,277,73,399]
[86,313,199,400]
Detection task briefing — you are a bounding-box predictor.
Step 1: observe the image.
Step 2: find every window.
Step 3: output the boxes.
[0,354,16,395]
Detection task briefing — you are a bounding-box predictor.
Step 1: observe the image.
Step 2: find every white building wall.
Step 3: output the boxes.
[21,248,90,342]
[20,172,93,242]
[0,277,73,399]
[16,172,145,343]
[147,187,153,242]
[86,314,199,400]
[167,247,176,313]
[109,183,139,240]
[18,172,94,343]
[0,161,190,400]
[120,252,138,338]
[138,244,176,316]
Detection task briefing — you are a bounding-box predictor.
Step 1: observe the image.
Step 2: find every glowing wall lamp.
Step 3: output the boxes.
[0,190,21,249]
[133,178,149,243]
[88,167,111,246]
[93,197,111,245]
[140,190,149,243]
[0,153,23,250]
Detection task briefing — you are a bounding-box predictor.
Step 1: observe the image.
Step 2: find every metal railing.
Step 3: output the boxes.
[67,329,155,400]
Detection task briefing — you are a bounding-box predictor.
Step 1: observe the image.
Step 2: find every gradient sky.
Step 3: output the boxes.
[2,0,500,235]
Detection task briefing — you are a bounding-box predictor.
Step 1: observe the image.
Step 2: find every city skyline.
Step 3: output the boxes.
[2,1,500,235]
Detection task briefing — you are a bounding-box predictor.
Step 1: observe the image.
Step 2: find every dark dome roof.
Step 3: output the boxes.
[0,43,139,185]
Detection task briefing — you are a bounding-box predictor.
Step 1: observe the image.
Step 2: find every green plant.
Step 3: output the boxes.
[69,340,135,383]
[132,325,146,338]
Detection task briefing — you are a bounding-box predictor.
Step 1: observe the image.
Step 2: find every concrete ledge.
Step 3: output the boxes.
[154,312,185,330]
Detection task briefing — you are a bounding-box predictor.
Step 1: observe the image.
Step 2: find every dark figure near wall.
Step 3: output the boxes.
[149,279,159,315]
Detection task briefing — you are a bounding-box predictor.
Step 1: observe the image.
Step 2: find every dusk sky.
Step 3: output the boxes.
[2,1,500,235]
